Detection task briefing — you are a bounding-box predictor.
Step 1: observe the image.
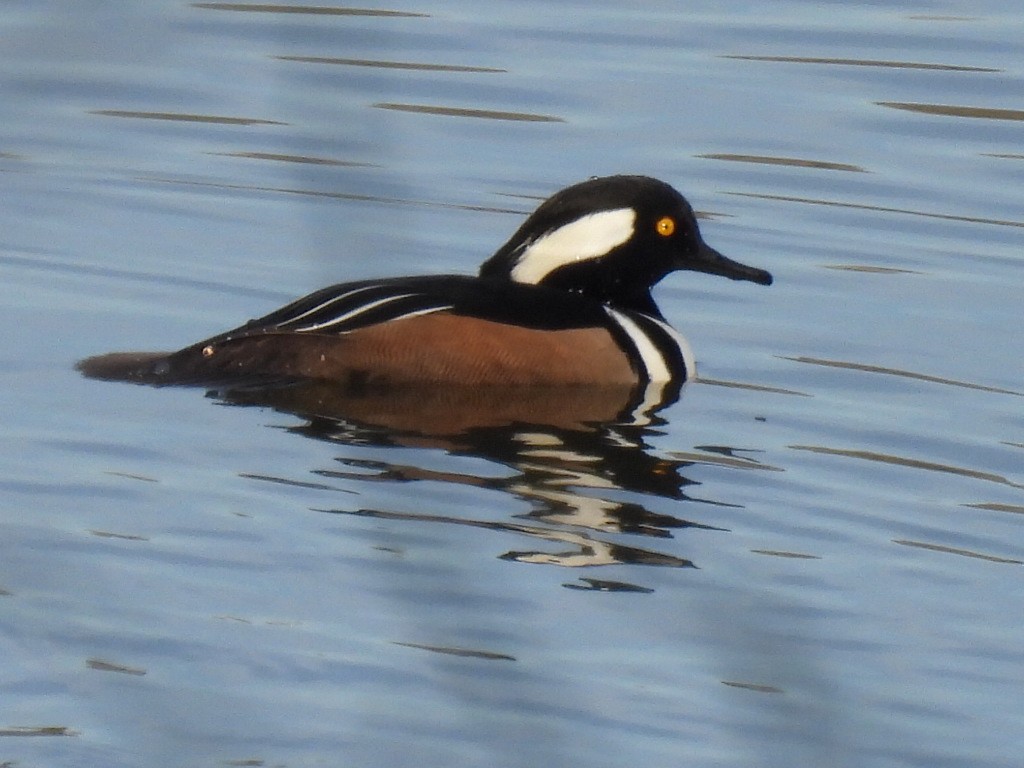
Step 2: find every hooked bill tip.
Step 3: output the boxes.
[696,242,773,286]
[748,267,773,286]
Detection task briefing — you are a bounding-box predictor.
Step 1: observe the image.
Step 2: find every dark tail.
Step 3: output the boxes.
[76,352,174,384]
[76,340,305,389]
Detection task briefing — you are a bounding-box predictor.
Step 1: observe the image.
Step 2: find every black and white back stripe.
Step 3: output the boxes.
[232,275,614,338]
[248,282,453,335]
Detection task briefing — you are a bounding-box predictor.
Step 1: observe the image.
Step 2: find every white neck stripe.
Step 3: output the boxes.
[604,307,695,382]
[644,312,697,381]
[510,208,636,285]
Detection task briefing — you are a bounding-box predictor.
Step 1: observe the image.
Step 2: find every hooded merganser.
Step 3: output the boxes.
[77,175,772,394]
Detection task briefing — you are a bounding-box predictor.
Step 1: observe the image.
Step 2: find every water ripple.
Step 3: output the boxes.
[393,642,515,661]
[209,151,376,166]
[789,445,1024,490]
[191,3,428,17]
[878,102,1024,121]
[0,726,77,737]
[723,55,999,73]
[277,55,505,73]
[964,502,1024,515]
[698,153,866,172]
[91,109,285,126]
[373,102,565,122]
[139,175,527,214]
[893,539,1022,565]
[785,356,1023,397]
[86,658,147,676]
[727,191,1024,229]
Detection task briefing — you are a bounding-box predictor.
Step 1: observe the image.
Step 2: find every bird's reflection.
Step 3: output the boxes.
[218,377,750,584]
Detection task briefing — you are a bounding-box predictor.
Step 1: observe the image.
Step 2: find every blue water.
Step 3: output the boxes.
[2,2,1023,766]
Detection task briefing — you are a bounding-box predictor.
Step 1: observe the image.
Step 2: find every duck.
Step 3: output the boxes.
[77,175,772,395]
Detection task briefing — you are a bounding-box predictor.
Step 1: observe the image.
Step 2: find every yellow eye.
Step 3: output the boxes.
[655,216,675,237]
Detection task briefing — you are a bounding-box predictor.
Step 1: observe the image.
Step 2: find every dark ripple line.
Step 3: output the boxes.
[726,191,1024,228]
[139,175,528,215]
[722,680,784,693]
[698,153,866,173]
[0,726,76,737]
[879,102,1024,121]
[785,356,1023,396]
[698,377,811,398]
[278,55,504,73]
[192,3,428,17]
[964,502,1024,515]
[373,102,564,122]
[893,539,1022,565]
[393,642,515,661]
[91,110,286,126]
[209,151,375,167]
[87,658,147,676]
[0,252,289,302]
[790,445,1024,490]
[823,264,921,274]
[723,55,999,73]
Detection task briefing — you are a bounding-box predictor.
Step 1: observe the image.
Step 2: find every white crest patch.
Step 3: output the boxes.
[510,207,636,285]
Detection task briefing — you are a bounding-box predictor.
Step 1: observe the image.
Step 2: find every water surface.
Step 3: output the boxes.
[2,2,1023,767]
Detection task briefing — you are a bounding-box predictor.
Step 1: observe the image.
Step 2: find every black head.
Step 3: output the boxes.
[479,175,772,314]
